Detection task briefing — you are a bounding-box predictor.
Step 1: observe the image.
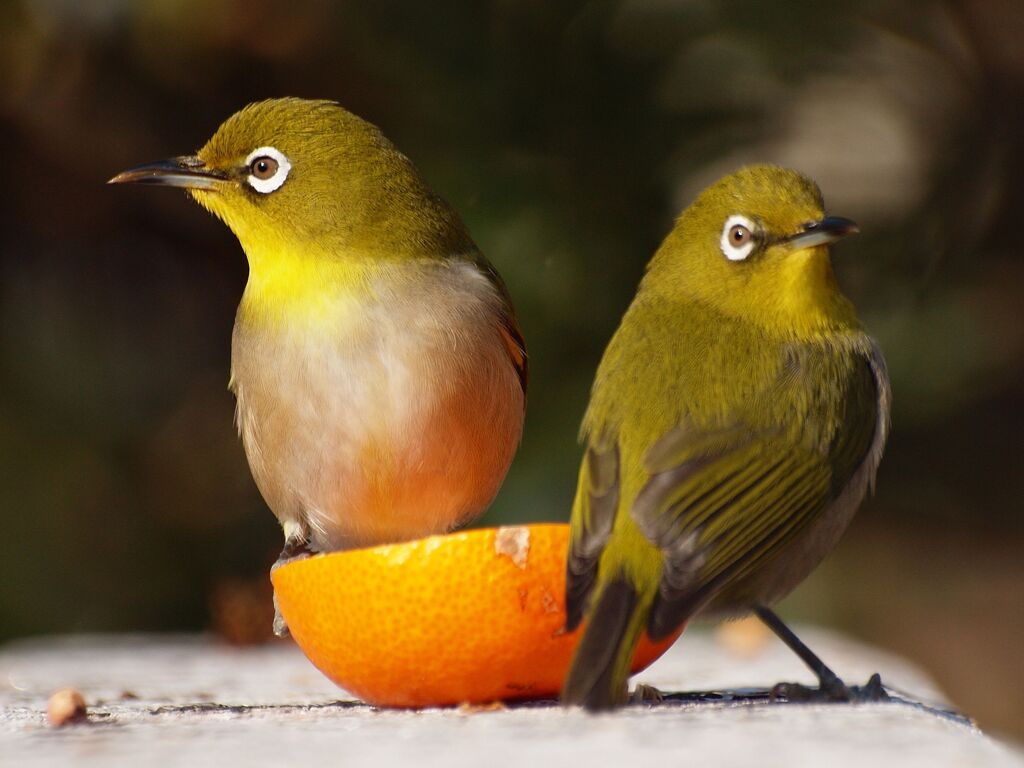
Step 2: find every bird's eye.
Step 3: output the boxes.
[728,224,751,245]
[243,146,291,194]
[250,156,278,180]
[720,214,758,261]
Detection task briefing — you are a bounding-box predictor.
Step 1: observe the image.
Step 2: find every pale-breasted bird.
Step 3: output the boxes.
[110,99,527,631]
[561,165,890,710]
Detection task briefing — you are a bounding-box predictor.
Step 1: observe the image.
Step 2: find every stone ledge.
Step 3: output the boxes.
[2,628,1021,767]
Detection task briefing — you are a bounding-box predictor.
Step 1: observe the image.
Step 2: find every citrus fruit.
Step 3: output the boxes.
[271,523,680,707]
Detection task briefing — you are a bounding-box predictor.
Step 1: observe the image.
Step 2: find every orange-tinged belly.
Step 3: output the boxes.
[234,329,526,552]
[307,361,524,550]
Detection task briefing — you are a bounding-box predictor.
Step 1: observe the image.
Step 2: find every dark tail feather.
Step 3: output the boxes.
[561,577,639,711]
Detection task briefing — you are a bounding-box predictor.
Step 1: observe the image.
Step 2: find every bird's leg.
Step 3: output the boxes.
[754,606,889,703]
[270,521,315,637]
[273,519,315,567]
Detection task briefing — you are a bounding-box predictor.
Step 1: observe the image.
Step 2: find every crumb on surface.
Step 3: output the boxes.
[457,700,506,713]
[47,688,87,727]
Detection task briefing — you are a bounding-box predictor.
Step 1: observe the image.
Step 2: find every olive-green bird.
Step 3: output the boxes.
[110,99,526,630]
[561,165,890,710]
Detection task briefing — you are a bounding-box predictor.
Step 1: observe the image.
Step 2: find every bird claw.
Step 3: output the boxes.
[271,592,290,637]
[630,683,665,704]
[770,672,889,703]
[270,537,315,637]
[270,538,314,571]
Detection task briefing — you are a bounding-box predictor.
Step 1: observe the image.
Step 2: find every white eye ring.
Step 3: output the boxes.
[244,146,291,194]
[720,214,757,261]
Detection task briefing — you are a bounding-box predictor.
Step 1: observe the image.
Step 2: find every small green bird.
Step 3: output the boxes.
[562,165,890,710]
[110,99,526,630]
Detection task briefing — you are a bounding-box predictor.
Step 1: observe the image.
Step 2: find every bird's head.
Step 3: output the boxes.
[109,98,472,269]
[646,165,861,336]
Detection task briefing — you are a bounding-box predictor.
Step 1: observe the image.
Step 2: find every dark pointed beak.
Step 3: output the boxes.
[783,216,860,250]
[107,156,227,190]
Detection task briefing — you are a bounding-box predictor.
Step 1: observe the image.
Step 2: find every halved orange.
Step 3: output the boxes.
[271,523,680,707]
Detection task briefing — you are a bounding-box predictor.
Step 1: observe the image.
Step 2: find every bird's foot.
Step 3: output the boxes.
[272,593,290,638]
[270,536,315,638]
[629,683,665,704]
[771,672,889,703]
[271,537,314,571]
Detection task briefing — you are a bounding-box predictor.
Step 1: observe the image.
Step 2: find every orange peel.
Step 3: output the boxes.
[271,523,680,707]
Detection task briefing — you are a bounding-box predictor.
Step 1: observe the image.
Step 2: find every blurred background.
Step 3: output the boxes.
[1,0,1021,737]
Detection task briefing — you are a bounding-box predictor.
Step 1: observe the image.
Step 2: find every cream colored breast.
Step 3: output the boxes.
[229,259,524,552]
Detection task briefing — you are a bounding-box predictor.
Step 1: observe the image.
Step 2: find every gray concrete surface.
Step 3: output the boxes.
[1,627,1021,767]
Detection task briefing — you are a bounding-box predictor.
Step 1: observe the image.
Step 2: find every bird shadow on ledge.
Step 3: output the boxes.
[68,688,971,729]
[504,686,974,727]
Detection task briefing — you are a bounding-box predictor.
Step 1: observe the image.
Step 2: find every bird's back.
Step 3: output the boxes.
[575,290,887,611]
